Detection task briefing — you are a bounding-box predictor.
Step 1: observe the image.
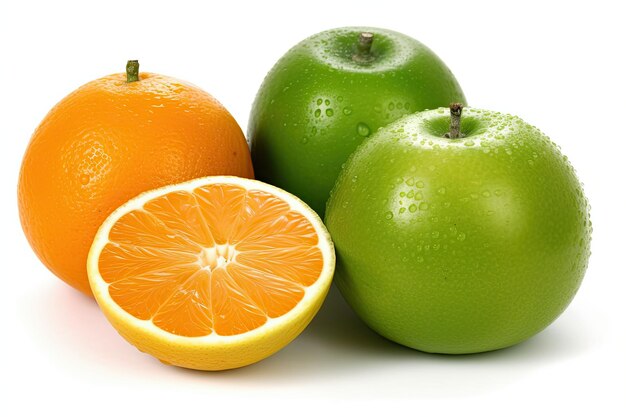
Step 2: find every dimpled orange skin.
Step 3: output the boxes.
[18,72,254,296]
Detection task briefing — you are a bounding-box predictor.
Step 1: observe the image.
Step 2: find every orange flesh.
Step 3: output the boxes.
[98,184,323,337]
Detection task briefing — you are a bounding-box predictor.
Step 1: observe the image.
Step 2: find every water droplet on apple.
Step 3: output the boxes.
[384,211,393,220]
[419,202,429,211]
[409,204,417,213]
[325,99,331,106]
[388,102,395,110]
[416,181,425,188]
[326,108,334,117]
[399,207,406,214]
[356,122,370,137]
[343,107,352,115]
[482,190,491,198]
[317,98,323,105]
[314,109,321,118]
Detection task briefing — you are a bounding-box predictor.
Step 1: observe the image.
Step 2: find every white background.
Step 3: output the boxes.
[2,0,624,414]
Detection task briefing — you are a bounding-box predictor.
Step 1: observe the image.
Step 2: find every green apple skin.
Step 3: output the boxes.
[325,108,591,354]
[248,27,466,216]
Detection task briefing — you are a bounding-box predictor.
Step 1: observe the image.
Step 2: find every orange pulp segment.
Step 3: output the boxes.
[97,183,324,337]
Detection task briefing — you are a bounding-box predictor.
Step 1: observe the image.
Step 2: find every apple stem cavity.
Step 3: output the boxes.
[353,32,375,64]
[445,103,464,139]
[126,60,140,83]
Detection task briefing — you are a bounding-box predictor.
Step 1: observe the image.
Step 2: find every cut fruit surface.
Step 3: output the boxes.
[87,176,334,370]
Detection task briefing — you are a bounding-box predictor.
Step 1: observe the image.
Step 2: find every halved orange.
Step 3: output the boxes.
[87,176,335,370]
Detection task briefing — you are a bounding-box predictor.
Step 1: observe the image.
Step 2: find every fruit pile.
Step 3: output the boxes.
[18,28,591,371]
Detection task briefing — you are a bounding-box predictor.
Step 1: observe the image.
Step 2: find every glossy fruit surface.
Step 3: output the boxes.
[249,27,466,216]
[88,176,334,370]
[325,107,591,354]
[18,68,253,295]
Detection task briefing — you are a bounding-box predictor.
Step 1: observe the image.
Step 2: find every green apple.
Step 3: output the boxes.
[325,105,591,354]
[248,27,466,216]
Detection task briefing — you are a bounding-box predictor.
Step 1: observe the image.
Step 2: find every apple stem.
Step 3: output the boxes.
[126,60,140,83]
[446,103,464,139]
[353,32,374,63]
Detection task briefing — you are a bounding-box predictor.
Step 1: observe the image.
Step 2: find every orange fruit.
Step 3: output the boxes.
[18,61,254,296]
[87,176,335,370]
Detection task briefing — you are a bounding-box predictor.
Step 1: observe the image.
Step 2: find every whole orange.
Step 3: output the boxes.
[18,61,254,296]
